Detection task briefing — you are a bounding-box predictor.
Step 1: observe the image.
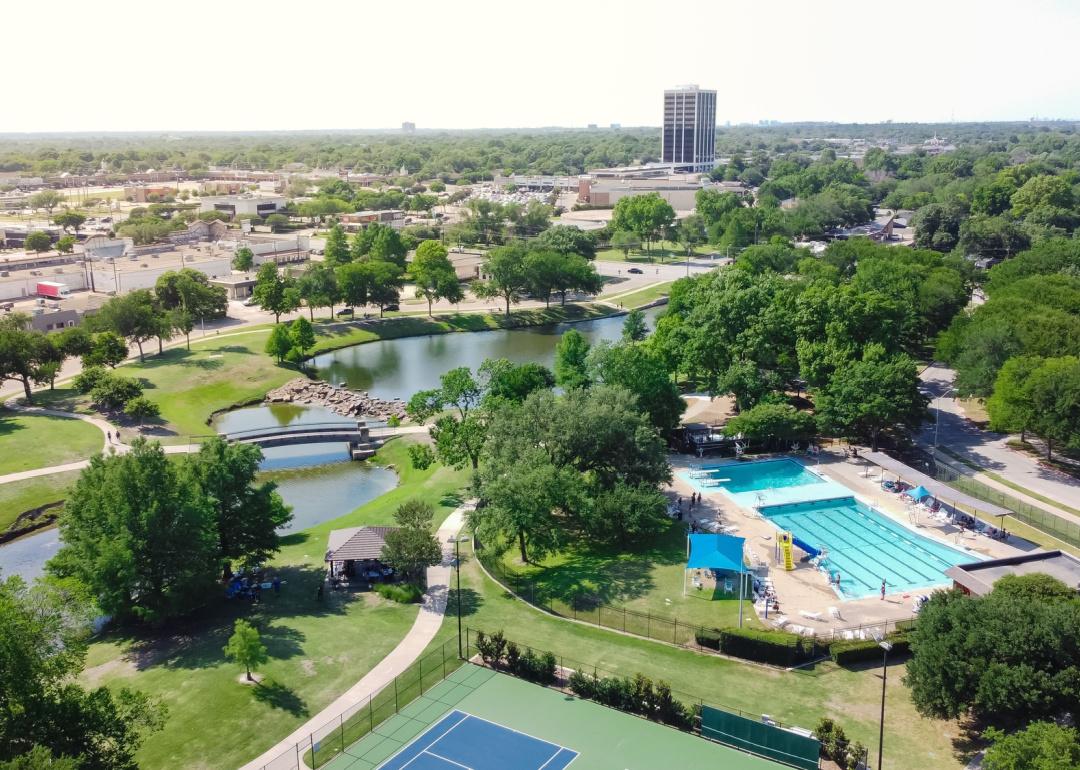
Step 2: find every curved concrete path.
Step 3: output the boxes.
[239,503,472,770]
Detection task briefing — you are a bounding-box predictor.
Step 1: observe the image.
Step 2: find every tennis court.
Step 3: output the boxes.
[321,663,787,770]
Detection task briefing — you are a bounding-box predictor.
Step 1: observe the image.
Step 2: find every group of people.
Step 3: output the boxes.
[226,572,282,604]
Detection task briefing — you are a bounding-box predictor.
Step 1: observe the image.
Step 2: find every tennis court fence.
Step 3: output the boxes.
[462,627,825,770]
[256,636,464,770]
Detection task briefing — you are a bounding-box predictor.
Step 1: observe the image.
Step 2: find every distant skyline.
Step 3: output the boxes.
[5,0,1079,133]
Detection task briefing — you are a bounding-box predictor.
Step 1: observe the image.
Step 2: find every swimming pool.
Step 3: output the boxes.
[701,458,825,493]
[760,497,976,599]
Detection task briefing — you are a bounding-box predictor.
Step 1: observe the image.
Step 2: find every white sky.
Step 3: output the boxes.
[5,0,1079,132]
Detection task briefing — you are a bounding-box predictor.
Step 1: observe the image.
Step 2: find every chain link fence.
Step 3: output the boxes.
[933,458,1080,549]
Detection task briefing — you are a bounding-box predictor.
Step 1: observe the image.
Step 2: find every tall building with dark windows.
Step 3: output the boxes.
[662,85,717,172]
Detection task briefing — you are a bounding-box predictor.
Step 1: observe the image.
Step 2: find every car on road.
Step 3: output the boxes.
[336,307,354,317]
[242,297,257,306]
[627,267,643,274]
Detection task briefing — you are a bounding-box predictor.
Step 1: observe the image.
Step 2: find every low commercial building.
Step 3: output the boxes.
[946,551,1080,596]
[125,185,176,203]
[577,176,748,211]
[209,274,257,300]
[29,308,81,333]
[339,210,406,231]
[199,194,286,218]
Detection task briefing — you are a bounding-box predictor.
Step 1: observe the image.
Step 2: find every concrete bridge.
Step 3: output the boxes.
[221,420,400,459]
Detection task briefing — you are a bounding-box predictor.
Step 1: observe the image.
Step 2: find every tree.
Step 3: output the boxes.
[0,576,165,769]
[223,620,268,683]
[296,261,340,320]
[188,438,290,578]
[289,316,316,362]
[610,193,676,257]
[29,190,63,213]
[48,439,219,624]
[987,356,1043,441]
[123,396,160,427]
[407,366,488,470]
[155,269,227,322]
[411,240,463,316]
[676,214,706,256]
[609,230,640,258]
[588,341,685,434]
[91,290,161,361]
[265,213,289,232]
[366,259,404,316]
[0,314,60,403]
[232,247,254,271]
[380,499,442,583]
[814,346,927,450]
[523,249,562,307]
[554,329,590,390]
[1025,356,1080,459]
[336,261,370,310]
[368,224,408,267]
[265,323,293,364]
[88,372,143,410]
[723,403,816,447]
[323,223,350,265]
[24,231,52,253]
[52,211,86,234]
[532,225,596,259]
[54,236,75,254]
[480,359,554,404]
[905,574,1080,728]
[252,262,300,323]
[983,723,1080,770]
[82,331,127,368]
[475,243,529,315]
[621,309,648,342]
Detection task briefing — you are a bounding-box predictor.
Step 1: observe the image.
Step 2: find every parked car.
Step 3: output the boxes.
[336,307,355,317]
[627,267,643,274]
[383,303,400,312]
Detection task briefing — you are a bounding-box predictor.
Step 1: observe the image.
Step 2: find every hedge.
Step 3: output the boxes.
[695,629,721,650]
[375,582,423,604]
[719,627,810,666]
[830,636,910,665]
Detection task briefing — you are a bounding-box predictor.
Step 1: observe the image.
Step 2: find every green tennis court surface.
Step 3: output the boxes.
[322,663,786,770]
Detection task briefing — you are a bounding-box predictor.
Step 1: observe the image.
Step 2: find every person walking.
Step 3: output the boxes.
[880,580,887,600]
[106,430,111,443]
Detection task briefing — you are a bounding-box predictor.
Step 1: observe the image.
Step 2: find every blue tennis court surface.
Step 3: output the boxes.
[378,710,578,770]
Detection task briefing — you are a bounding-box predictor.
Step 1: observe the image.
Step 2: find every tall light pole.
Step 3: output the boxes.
[455,535,463,660]
[878,640,892,770]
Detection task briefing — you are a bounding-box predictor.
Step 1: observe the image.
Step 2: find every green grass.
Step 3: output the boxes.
[0,410,102,474]
[595,240,715,264]
[601,281,673,308]
[81,439,471,770]
[490,520,760,635]
[428,538,967,770]
[0,470,81,534]
[983,470,1080,516]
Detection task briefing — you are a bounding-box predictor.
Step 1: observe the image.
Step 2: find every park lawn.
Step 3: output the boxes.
[595,240,714,264]
[492,520,760,633]
[601,281,674,308]
[0,470,81,534]
[431,540,965,770]
[81,438,471,770]
[0,410,102,474]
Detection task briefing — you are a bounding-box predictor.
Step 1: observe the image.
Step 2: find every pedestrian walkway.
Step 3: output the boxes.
[239,503,473,770]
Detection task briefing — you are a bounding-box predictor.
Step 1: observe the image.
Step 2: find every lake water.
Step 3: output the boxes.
[309,307,664,399]
[0,307,661,582]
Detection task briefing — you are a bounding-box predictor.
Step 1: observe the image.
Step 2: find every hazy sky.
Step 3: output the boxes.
[6,0,1078,132]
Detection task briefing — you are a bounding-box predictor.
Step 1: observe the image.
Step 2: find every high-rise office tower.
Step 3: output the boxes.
[661,85,716,172]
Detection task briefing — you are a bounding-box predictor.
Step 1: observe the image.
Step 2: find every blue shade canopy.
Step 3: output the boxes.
[906,485,932,501]
[686,534,747,573]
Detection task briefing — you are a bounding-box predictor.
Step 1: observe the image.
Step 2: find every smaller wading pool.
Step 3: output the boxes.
[760,496,977,599]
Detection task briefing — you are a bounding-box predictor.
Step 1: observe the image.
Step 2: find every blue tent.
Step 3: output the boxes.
[686,533,748,573]
[906,485,933,501]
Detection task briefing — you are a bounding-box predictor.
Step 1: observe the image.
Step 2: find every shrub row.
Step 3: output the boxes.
[73,366,160,422]
[829,636,910,665]
[568,669,696,730]
[375,582,423,604]
[475,631,557,685]
[718,627,813,667]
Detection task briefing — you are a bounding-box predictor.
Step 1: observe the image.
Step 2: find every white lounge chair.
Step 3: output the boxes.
[828,606,842,621]
[773,615,790,629]
[799,610,823,622]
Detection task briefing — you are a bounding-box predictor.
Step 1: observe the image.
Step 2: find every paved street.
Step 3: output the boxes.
[918,363,1080,511]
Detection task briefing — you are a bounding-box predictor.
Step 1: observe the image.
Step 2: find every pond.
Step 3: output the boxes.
[309,306,664,399]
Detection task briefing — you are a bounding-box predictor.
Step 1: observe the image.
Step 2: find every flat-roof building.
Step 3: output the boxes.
[199,195,286,218]
[946,550,1080,596]
[662,85,717,173]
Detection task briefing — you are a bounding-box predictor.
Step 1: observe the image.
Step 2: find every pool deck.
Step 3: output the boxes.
[667,448,1039,637]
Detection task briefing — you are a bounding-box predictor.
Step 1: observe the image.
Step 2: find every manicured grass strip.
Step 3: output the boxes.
[0,410,102,475]
[984,471,1080,516]
[602,281,673,309]
[0,470,81,534]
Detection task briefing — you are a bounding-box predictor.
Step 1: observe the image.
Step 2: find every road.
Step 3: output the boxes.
[918,363,1080,511]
